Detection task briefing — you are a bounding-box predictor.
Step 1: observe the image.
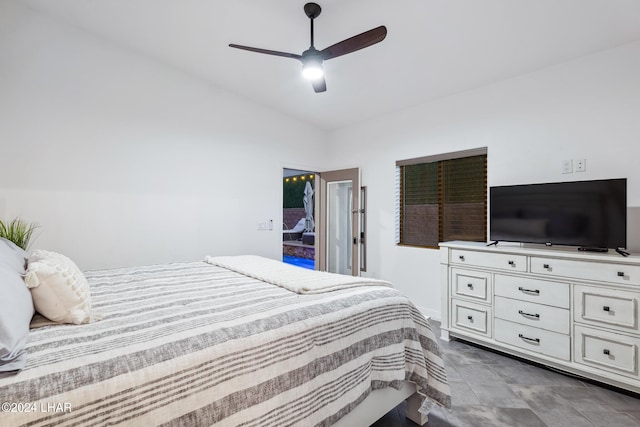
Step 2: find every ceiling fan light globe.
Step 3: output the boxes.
[302,65,323,80]
[302,57,324,80]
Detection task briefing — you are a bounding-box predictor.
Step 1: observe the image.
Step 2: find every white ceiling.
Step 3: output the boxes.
[22,0,640,131]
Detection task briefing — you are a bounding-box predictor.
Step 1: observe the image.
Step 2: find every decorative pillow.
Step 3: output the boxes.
[24,250,92,325]
[0,238,34,372]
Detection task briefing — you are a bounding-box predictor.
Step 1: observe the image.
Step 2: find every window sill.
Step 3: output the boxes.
[397,243,439,250]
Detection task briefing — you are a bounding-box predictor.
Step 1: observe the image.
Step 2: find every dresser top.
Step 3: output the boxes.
[439,241,640,266]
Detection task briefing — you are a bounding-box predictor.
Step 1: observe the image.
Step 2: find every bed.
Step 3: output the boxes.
[0,254,450,426]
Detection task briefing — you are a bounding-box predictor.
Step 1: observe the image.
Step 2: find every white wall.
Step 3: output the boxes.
[326,40,640,319]
[3,2,639,319]
[0,1,327,269]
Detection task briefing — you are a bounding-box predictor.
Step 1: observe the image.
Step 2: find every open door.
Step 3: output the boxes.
[317,168,360,276]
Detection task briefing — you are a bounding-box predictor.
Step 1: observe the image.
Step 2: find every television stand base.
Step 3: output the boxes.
[486,241,499,247]
[616,248,630,257]
[578,247,609,253]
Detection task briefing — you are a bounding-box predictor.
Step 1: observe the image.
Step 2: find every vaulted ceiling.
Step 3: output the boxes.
[22,0,640,130]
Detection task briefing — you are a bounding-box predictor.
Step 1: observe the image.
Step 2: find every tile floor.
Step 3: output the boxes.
[371,321,640,426]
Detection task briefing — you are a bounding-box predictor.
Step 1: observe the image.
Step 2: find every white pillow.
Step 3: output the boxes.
[24,250,91,324]
[0,238,34,371]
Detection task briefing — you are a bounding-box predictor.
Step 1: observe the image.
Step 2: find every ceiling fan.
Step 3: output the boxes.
[229,2,387,93]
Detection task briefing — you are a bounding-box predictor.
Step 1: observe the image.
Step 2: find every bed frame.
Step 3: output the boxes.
[332,383,427,426]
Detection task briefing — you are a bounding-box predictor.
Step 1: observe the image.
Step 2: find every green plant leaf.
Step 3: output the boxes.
[0,217,39,250]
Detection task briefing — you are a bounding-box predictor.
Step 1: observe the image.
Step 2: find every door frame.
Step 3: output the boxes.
[317,168,360,276]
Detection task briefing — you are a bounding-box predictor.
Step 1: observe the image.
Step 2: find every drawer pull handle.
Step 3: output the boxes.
[459,255,465,261]
[543,263,550,269]
[467,315,473,321]
[467,283,473,289]
[518,286,540,294]
[508,260,515,266]
[603,349,611,355]
[603,306,610,312]
[518,333,540,344]
[518,310,540,319]
[617,272,625,277]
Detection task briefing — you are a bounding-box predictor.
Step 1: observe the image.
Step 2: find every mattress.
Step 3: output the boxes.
[0,259,450,426]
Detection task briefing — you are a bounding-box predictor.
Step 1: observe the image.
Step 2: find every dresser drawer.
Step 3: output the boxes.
[531,257,640,286]
[495,296,570,334]
[495,318,570,361]
[451,299,491,337]
[495,274,570,308]
[451,249,526,272]
[452,268,491,302]
[575,325,639,378]
[574,285,639,333]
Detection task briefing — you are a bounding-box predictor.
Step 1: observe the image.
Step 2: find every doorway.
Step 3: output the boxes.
[282,168,316,270]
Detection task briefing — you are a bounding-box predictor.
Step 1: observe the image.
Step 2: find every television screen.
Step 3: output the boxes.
[490,178,626,249]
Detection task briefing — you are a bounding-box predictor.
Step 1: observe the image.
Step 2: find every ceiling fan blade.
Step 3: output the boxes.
[229,44,302,60]
[320,26,387,60]
[311,76,327,93]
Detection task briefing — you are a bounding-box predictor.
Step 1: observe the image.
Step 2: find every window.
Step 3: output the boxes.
[395,148,487,248]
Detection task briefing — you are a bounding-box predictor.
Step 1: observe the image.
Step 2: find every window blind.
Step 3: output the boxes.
[441,155,487,242]
[396,149,487,248]
[395,166,401,244]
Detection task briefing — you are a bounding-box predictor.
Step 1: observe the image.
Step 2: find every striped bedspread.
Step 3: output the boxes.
[0,260,450,426]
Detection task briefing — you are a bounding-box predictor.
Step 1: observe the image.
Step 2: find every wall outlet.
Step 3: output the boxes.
[575,158,586,172]
[562,159,573,174]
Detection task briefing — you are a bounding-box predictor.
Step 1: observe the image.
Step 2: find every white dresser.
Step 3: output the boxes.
[440,241,640,394]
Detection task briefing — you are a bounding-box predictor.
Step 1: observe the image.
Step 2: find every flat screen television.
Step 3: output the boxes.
[490,178,627,250]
